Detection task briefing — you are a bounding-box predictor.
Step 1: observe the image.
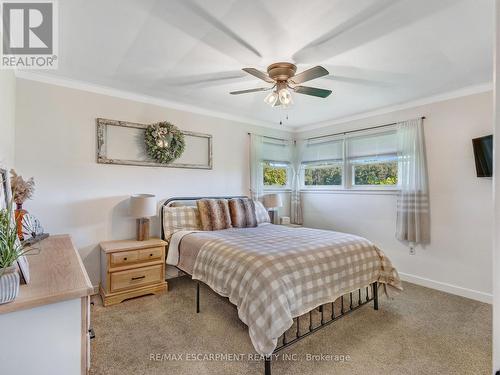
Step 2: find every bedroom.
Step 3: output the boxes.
[0,0,499,374]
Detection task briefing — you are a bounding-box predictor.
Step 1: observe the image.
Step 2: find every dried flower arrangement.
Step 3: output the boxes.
[10,169,35,207]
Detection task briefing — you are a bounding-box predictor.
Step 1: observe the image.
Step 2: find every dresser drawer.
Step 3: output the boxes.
[138,247,163,262]
[110,250,139,266]
[110,265,163,292]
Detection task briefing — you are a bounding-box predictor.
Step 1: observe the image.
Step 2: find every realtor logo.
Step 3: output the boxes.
[1,0,58,69]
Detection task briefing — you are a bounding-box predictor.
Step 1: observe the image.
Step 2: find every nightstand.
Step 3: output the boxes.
[99,238,167,306]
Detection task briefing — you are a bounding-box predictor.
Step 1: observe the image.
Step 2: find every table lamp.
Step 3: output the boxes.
[130,194,157,241]
[263,193,283,224]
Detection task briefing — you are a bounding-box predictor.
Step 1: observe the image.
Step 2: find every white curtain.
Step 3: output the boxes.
[291,140,305,224]
[249,134,264,200]
[396,118,430,244]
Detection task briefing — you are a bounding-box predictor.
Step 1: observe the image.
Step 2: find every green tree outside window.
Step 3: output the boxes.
[304,165,342,186]
[263,162,288,186]
[353,162,398,185]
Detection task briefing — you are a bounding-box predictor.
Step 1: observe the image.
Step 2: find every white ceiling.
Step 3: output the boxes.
[34,0,493,128]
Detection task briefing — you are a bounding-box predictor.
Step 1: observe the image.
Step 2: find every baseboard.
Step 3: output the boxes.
[399,272,492,304]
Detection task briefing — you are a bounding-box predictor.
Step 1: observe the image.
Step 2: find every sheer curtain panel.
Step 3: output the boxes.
[291,140,305,224]
[396,118,430,245]
[249,134,264,200]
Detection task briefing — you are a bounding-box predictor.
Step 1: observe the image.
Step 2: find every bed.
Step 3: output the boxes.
[161,196,402,375]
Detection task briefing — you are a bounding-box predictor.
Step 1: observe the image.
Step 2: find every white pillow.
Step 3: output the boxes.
[163,206,201,240]
[254,200,271,224]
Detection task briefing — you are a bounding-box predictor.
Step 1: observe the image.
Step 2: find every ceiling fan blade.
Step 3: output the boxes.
[242,68,274,83]
[289,66,329,84]
[293,86,332,98]
[230,87,271,95]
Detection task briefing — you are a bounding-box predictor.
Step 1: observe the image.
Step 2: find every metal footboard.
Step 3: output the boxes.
[195,280,379,375]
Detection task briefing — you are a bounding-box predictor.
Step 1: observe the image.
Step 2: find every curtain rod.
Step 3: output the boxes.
[246,132,291,142]
[248,116,426,142]
[306,116,426,141]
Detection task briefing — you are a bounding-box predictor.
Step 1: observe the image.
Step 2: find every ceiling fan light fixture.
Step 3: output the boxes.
[233,63,331,108]
[264,91,278,106]
[278,88,292,106]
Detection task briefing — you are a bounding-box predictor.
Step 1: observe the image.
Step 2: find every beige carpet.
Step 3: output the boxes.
[90,278,491,375]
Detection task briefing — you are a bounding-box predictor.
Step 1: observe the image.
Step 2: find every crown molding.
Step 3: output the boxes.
[14,71,283,131]
[294,82,494,133]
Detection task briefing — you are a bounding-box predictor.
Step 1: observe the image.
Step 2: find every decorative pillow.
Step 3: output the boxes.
[196,199,233,231]
[254,200,271,224]
[228,198,257,228]
[163,206,201,240]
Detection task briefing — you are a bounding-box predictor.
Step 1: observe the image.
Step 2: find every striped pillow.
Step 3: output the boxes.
[196,199,233,231]
[229,198,257,228]
[163,206,201,240]
[254,200,271,224]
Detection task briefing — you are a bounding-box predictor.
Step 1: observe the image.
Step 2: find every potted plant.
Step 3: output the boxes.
[0,202,26,304]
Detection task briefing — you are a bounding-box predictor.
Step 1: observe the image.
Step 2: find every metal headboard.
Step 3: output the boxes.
[160,196,248,240]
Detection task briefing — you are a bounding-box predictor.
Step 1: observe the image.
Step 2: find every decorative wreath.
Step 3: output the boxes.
[144,122,185,164]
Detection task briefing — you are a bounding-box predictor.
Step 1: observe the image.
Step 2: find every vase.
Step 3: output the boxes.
[0,266,20,304]
[15,203,27,240]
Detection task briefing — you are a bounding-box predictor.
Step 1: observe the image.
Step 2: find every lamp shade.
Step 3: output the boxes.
[130,194,157,218]
[263,193,283,209]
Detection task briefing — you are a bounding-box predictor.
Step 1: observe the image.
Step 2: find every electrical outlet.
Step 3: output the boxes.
[409,246,416,255]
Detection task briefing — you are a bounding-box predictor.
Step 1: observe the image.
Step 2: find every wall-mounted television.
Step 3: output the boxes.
[472,135,492,177]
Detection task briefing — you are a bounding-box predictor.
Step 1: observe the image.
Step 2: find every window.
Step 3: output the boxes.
[352,157,398,186]
[300,128,399,190]
[301,136,344,188]
[347,130,399,188]
[304,162,342,186]
[261,138,293,190]
[263,161,290,188]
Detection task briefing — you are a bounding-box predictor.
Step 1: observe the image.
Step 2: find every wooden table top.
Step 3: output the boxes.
[0,235,93,315]
[100,237,167,253]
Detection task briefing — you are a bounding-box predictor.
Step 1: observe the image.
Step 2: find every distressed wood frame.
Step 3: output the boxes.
[96,118,213,169]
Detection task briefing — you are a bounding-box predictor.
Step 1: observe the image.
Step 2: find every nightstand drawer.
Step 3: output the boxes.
[110,250,139,266]
[110,265,163,292]
[138,247,163,262]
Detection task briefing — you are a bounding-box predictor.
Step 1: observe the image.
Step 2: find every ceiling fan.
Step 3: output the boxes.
[230,62,332,108]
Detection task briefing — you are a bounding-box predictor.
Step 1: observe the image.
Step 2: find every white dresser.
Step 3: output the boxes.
[0,235,93,375]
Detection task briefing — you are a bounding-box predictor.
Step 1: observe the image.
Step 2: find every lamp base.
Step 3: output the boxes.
[136,218,150,241]
[268,209,279,225]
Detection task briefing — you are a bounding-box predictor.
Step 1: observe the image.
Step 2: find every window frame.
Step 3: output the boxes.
[348,152,400,190]
[262,160,292,191]
[300,127,401,192]
[300,159,345,190]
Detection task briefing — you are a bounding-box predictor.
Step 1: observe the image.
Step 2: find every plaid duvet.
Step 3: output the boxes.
[191,224,402,356]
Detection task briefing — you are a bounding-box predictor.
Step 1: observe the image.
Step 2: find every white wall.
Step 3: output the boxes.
[297,92,493,302]
[0,71,16,168]
[14,78,290,285]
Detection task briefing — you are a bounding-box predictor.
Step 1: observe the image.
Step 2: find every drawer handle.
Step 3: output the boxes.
[124,257,128,261]
[131,276,146,281]
[149,253,153,257]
